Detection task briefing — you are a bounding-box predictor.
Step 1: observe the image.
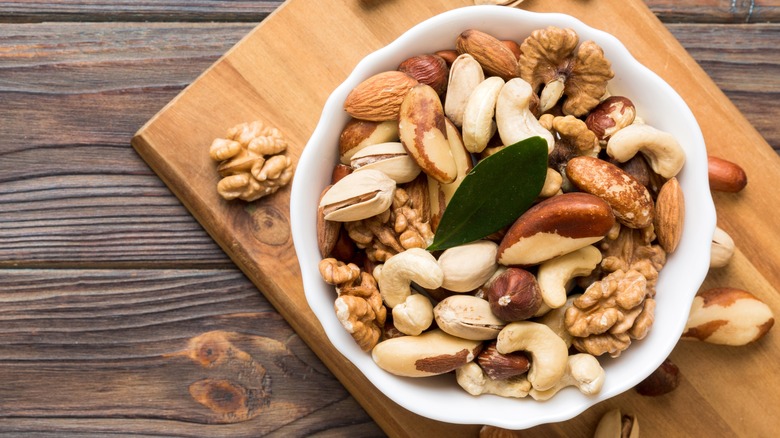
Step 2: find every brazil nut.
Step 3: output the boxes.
[566,155,654,228]
[496,192,615,266]
[371,329,483,377]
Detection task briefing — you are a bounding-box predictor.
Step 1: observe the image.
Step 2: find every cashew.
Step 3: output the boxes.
[495,78,555,153]
[529,353,605,400]
[438,240,499,292]
[606,123,686,178]
[374,248,443,308]
[444,54,485,127]
[710,226,735,268]
[462,76,505,153]
[455,362,531,398]
[496,321,568,391]
[392,293,434,336]
[537,245,602,309]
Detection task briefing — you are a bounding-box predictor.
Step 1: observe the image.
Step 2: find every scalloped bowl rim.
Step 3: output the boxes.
[291,5,715,430]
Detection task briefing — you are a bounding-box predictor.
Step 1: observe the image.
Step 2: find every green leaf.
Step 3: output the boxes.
[427,136,548,251]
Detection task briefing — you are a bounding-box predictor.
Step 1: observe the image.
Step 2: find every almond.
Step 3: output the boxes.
[501,40,522,61]
[654,177,684,253]
[476,342,530,380]
[566,156,655,229]
[434,49,458,65]
[343,71,419,122]
[708,155,747,193]
[456,29,519,81]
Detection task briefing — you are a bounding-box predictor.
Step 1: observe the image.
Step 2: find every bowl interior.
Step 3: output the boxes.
[290,5,715,430]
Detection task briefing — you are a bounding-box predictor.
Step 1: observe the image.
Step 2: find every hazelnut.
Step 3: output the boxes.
[398,54,450,95]
[634,357,680,396]
[585,96,636,142]
[485,268,542,321]
[476,342,530,380]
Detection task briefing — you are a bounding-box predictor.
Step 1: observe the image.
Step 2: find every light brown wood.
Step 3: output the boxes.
[132,0,780,436]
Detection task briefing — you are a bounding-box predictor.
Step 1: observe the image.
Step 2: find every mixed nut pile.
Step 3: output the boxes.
[315,25,729,402]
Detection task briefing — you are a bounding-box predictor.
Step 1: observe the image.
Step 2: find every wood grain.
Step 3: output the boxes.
[1,0,779,436]
[2,1,779,23]
[0,269,384,437]
[1,21,779,268]
[0,1,282,23]
[668,23,780,150]
[130,0,780,436]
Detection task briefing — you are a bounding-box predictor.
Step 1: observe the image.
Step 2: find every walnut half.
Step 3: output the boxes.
[209,121,294,202]
[319,259,387,352]
[564,226,666,357]
[519,26,614,117]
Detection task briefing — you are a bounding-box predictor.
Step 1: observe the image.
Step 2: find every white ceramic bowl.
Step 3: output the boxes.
[291,5,715,430]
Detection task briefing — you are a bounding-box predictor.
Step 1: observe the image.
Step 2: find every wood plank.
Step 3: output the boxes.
[131,0,780,435]
[0,268,383,437]
[2,0,779,23]
[0,11,777,436]
[0,23,256,267]
[0,23,255,147]
[0,1,283,23]
[644,0,772,23]
[667,23,780,155]
[1,21,779,268]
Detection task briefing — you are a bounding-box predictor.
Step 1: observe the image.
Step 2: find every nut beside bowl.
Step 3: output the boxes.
[290,6,715,430]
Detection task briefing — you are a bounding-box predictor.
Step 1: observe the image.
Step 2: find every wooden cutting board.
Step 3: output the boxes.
[132,0,780,436]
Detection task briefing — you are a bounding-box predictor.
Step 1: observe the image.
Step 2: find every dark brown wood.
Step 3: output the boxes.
[0,1,283,23]
[667,23,780,150]
[644,0,780,23]
[2,0,780,436]
[0,23,256,267]
[1,21,778,269]
[3,1,779,23]
[0,269,384,437]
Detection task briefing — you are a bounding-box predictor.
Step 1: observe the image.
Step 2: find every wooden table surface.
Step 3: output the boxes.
[2,1,779,436]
